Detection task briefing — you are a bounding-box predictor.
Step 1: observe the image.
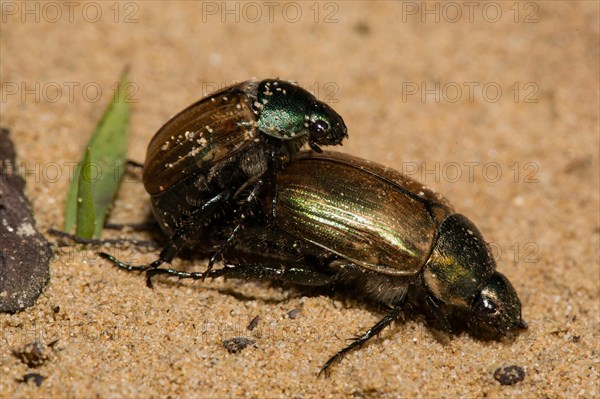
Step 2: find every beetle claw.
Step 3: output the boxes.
[309,142,323,153]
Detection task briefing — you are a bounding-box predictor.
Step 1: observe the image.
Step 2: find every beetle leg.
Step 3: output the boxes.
[425,295,453,333]
[146,263,277,286]
[99,190,231,273]
[147,262,335,288]
[318,293,408,377]
[99,252,165,272]
[279,266,335,286]
[205,180,265,278]
[145,266,221,288]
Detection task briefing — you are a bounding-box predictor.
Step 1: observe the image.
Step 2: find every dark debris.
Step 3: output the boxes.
[20,373,46,387]
[12,341,50,368]
[287,308,302,319]
[493,365,526,386]
[223,337,256,354]
[247,315,260,331]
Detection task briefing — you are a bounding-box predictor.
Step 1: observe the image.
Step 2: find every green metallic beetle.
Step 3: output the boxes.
[145,151,527,374]
[102,79,348,274]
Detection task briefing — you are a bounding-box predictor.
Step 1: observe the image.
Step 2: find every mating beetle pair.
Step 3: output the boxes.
[100,78,526,374]
[109,79,347,274]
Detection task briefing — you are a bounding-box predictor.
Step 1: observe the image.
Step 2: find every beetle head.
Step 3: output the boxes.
[306,100,348,152]
[256,79,348,150]
[472,272,527,334]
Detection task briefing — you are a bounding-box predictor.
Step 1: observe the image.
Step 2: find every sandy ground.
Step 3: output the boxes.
[1,1,598,398]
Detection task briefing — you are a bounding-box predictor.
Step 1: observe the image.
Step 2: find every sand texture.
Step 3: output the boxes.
[1,2,598,398]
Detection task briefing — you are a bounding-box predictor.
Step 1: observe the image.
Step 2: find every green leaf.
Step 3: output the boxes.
[75,148,95,239]
[64,68,131,238]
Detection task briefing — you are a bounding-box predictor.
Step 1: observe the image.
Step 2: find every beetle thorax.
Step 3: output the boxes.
[423,214,496,307]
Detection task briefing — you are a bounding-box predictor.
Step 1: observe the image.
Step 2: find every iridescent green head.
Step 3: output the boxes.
[256,79,348,152]
[424,214,526,334]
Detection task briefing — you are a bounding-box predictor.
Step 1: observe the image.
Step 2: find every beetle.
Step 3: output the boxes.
[101,79,348,274]
[143,151,527,374]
